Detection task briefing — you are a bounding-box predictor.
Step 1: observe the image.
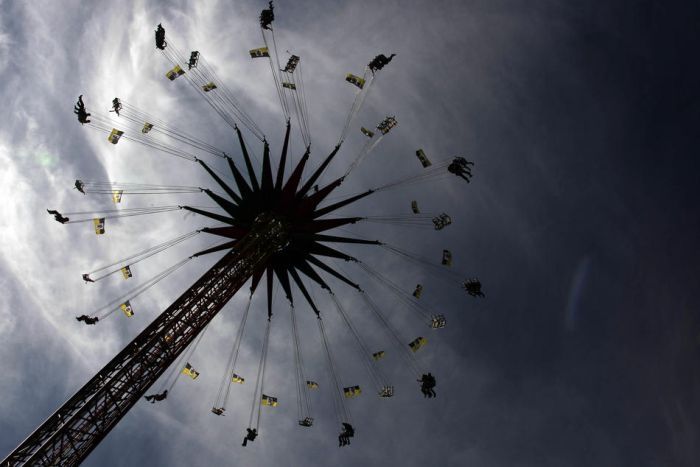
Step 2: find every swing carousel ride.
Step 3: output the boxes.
[3,3,484,465]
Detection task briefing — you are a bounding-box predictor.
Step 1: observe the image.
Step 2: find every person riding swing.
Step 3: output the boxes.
[338,422,355,447]
[73,95,91,124]
[144,389,168,403]
[368,53,396,74]
[47,209,69,224]
[75,315,99,325]
[155,24,166,50]
[260,2,274,30]
[242,428,258,446]
[418,373,437,398]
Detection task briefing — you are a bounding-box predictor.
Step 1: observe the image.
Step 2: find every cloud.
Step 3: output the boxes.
[2,1,698,466]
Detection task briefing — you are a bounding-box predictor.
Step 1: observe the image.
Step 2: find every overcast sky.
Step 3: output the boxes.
[1,0,699,466]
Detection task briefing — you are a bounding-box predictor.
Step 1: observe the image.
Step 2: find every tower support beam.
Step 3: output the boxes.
[2,216,288,467]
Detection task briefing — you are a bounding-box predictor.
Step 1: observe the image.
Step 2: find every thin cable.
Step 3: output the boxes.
[380,243,463,285]
[317,316,351,425]
[92,256,194,320]
[84,230,200,281]
[357,261,434,324]
[358,290,423,378]
[262,29,289,121]
[214,294,253,410]
[222,294,254,409]
[164,322,211,392]
[160,36,265,141]
[248,318,272,429]
[329,292,387,392]
[290,304,311,420]
[61,205,224,224]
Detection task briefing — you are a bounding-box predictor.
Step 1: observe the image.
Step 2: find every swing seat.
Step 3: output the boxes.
[430,314,446,329]
[298,417,313,427]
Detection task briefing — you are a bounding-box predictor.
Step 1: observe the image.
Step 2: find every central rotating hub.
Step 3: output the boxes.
[249,212,290,253]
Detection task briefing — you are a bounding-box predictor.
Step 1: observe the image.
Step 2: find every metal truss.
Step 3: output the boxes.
[2,217,287,466]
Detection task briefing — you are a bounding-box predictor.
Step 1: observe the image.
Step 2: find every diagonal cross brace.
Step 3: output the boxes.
[2,220,286,466]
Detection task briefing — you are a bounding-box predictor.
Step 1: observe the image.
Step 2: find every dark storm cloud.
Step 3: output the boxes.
[1,1,698,466]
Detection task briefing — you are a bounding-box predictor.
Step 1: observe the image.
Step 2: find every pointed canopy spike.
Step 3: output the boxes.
[298,143,342,198]
[296,259,331,291]
[297,176,344,216]
[201,226,248,239]
[235,125,260,192]
[309,242,357,261]
[273,264,293,304]
[288,267,321,316]
[275,121,291,191]
[261,141,274,194]
[251,267,265,294]
[182,206,242,226]
[313,189,375,218]
[203,189,241,219]
[306,255,361,291]
[281,147,310,201]
[301,233,381,245]
[227,157,253,198]
[297,217,363,233]
[192,240,238,257]
[266,267,274,318]
[198,159,241,204]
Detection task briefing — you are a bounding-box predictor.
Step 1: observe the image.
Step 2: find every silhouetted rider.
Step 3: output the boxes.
[260,2,274,30]
[242,428,258,446]
[47,209,69,224]
[463,278,485,297]
[144,390,168,403]
[75,315,99,325]
[448,157,474,182]
[74,95,91,124]
[339,422,355,447]
[368,53,396,74]
[155,24,166,50]
[418,373,437,398]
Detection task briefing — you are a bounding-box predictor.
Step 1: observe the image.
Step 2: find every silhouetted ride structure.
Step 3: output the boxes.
[2,3,483,465]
